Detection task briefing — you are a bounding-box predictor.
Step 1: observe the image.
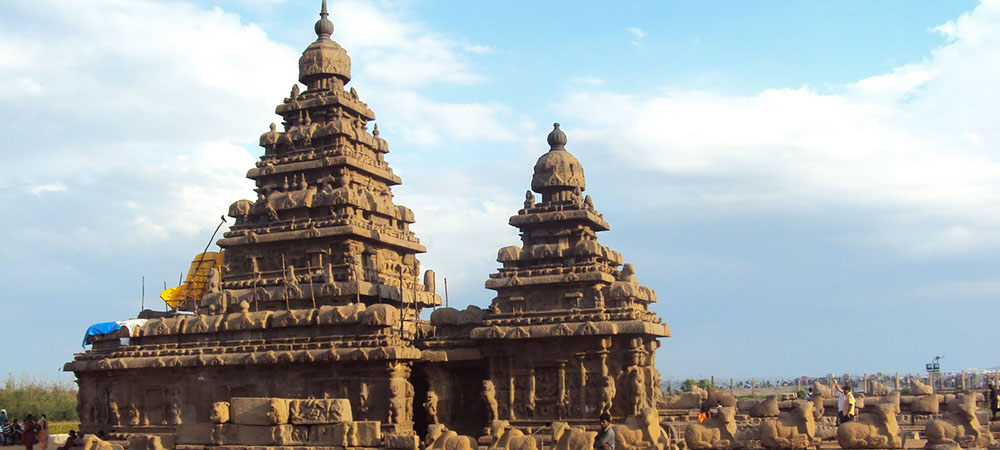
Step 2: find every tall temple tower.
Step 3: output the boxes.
[212,0,440,317]
[471,124,670,423]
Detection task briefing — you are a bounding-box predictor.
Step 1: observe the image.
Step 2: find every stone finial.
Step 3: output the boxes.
[315,0,334,39]
[547,122,567,150]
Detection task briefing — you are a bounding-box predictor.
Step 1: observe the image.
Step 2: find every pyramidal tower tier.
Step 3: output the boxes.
[213,1,441,317]
[472,123,670,422]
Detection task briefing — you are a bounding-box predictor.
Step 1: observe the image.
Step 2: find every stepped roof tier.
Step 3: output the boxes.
[212,0,441,317]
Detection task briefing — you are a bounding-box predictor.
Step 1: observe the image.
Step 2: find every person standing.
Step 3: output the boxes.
[988,382,999,420]
[21,414,37,450]
[594,412,615,450]
[832,379,855,424]
[36,414,48,450]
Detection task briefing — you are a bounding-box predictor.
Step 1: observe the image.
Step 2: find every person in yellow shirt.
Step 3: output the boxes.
[832,379,856,424]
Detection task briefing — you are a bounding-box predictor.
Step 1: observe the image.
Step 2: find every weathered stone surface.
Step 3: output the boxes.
[210,401,230,424]
[234,424,294,446]
[289,398,352,424]
[354,420,382,446]
[685,406,739,450]
[836,403,902,449]
[176,422,213,445]
[758,401,818,450]
[229,398,290,425]
[925,394,994,448]
[385,432,419,449]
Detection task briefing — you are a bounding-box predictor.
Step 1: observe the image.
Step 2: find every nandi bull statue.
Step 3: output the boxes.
[836,403,902,449]
[758,400,819,450]
[685,406,742,450]
[925,394,994,449]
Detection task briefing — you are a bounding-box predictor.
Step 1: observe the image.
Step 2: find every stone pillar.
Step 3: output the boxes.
[711,376,715,388]
[961,371,966,390]
[731,378,735,393]
[796,378,801,393]
[752,378,756,397]
[895,372,900,391]
[863,373,868,393]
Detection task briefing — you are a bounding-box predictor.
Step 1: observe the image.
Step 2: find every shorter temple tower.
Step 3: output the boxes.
[471,124,669,425]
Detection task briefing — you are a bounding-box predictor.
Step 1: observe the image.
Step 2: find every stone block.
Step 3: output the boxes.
[289,398,353,424]
[355,420,382,446]
[385,432,419,449]
[234,424,294,445]
[176,422,212,445]
[229,397,289,425]
[210,424,237,446]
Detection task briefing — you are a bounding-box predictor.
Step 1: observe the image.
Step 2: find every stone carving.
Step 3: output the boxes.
[69,3,670,447]
[552,422,597,450]
[425,424,477,450]
[836,403,902,449]
[911,394,942,414]
[758,401,818,450]
[614,407,672,450]
[167,392,182,425]
[628,367,647,415]
[483,380,499,423]
[925,394,994,448]
[489,421,538,450]
[126,434,166,450]
[600,374,617,414]
[685,406,739,450]
[811,381,832,398]
[210,402,229,423]
[289,398,352,424]
[911,378,934,395]
[78,435,125,450]
[425,390,439,424]
[868,379,892,396]
[706,388,738,408]
[749,395,780,418]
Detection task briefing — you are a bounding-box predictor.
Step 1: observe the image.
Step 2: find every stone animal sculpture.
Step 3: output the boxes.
[868,380,892,396]
[75,435,125,450]
[812,381,832,398]
[911,378,934,396]
[552,422,597,450]
[489,422,538,450]
[925,394,994,448]
[706,388,738,408]
[758,400,818,450]
[685,406,740,450]
[835,403,902,449]
[426,424,477,450]
[614,407,672,450]
[910,394,941,414]
[126,435,167,450]
[749,395,780,418]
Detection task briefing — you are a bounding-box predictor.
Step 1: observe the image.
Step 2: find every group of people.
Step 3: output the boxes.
[0,410,52,450]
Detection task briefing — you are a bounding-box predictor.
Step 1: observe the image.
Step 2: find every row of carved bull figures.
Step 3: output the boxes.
[683,393,993,450]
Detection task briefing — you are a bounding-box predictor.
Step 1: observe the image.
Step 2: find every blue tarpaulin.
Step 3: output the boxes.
[82,321,121,347]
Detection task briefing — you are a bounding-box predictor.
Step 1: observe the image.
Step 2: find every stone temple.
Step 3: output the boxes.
[66,2,670,449]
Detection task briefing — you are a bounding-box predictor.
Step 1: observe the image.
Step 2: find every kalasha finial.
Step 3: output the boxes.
[547,122,567,150]
[315,0,334,39]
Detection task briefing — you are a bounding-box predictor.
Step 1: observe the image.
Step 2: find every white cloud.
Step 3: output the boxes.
[553,0,1000,256]
[330,0,488,86]
[627,27,645,46]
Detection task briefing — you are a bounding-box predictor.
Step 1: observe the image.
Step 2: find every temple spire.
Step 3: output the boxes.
[315,0,334,40]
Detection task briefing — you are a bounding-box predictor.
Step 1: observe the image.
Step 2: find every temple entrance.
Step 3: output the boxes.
[411,364,430,441]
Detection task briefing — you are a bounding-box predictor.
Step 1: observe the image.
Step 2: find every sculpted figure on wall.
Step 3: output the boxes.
[425,390,439,424]
[911,378,934,395]
[600,375,616,415]
[167,392,182,425]
[388,380,406,424]
[483,380,499,423]
[628,368,646,415]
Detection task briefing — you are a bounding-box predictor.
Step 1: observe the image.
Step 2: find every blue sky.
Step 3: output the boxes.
[1,0,998,383]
